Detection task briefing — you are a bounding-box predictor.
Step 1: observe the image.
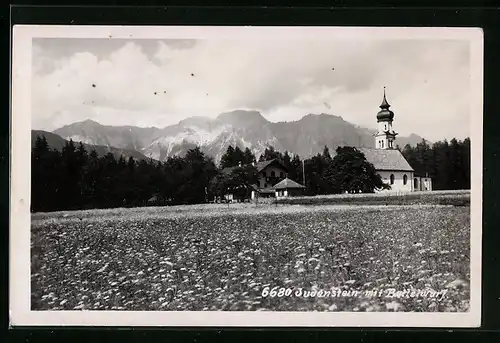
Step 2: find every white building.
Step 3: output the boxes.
[360,88,432,193]
[274,177,306,198]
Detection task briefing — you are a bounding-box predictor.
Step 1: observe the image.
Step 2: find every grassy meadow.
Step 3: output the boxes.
[31,191,471,312]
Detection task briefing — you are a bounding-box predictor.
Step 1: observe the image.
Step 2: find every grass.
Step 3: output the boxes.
[31,199,470,312]
[274,190,470,207]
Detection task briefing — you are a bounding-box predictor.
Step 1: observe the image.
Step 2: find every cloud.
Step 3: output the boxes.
[32,38,471,141]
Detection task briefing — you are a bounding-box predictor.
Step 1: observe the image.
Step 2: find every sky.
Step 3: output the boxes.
[31,37,471,141]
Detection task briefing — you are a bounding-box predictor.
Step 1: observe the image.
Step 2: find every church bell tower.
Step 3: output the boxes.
[374,87,398,149]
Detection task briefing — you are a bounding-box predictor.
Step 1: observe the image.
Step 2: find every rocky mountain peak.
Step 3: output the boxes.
[215,109,269,128]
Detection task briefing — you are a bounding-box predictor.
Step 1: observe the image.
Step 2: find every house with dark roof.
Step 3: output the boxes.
[252,158,289,198]
[362,88,432,193]
[220,158,293,201]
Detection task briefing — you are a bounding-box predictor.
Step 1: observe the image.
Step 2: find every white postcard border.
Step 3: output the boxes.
[10,25,484,327]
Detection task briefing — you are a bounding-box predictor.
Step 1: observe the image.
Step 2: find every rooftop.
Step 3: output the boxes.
[255,158,287,172]
[273,177,306,190]
[359,148,414,172]
[222,158,287,174]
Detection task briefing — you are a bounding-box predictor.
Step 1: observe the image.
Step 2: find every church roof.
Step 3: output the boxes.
[359,148,414,172]
[273,177,306,190]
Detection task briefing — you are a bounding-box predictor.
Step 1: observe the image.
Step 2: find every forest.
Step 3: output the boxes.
[31,134,470,212]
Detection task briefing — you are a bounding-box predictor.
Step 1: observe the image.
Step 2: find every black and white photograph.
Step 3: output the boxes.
[10,25,483,327]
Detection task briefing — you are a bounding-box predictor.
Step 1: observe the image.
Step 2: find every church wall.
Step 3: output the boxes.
[376,170,414,193]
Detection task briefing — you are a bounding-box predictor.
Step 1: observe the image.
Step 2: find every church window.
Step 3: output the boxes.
[403,174,407,185]
[382,141,384,148]
[384,124,387,131]
[390,174,395,185]
[271,171,275,177]
[414,178,418,189]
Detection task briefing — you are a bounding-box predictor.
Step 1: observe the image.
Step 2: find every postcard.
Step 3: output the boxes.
[10,25,483,327]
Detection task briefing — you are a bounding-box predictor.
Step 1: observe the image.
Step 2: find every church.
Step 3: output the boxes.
[359,88,433,193]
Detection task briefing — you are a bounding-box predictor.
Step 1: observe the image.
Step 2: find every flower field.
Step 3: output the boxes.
[31,202,470,312]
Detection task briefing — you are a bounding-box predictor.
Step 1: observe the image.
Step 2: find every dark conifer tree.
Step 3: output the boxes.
[220,145,236,168]
[233,146,245,166]
[243,147,256,165]
[258,146,283,162]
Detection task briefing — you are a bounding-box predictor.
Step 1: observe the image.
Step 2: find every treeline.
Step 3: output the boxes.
[31,137,218,212]
[31,134,470,212]
[217,138,472,195]
[400,138,470,190]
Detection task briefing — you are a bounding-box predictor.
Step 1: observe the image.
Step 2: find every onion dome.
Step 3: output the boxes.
[377,87,394,122]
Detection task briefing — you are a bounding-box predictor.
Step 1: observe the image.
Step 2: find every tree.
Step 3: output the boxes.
[228,164,258,200]
[83,149,101,208]
[305,153,331,195]
[74,142,89,206]
[434,140,451,190]
[59,139,81,210]
[31,135,52,212]
[450,138,469,190]
[220,145,255,168]
[33,135,49,157]
[181,146,217,204]
[208,173,230,201]
[322,145,332,161]
[258,146,283,162]
[282,151,293,178]
[162,155,186,204]
[220,145,236,168]
[243,147,256,165]
[233,146,245,166]
[325,147,389,193]
[209,164,258,202]
[290,154,303,184]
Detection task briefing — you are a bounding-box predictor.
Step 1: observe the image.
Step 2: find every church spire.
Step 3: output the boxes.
[380,86,390,109]
[376,86,394,122]
[374,86,397,150]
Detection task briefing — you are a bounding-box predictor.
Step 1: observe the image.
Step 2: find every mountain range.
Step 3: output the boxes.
[34,110,427,163]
